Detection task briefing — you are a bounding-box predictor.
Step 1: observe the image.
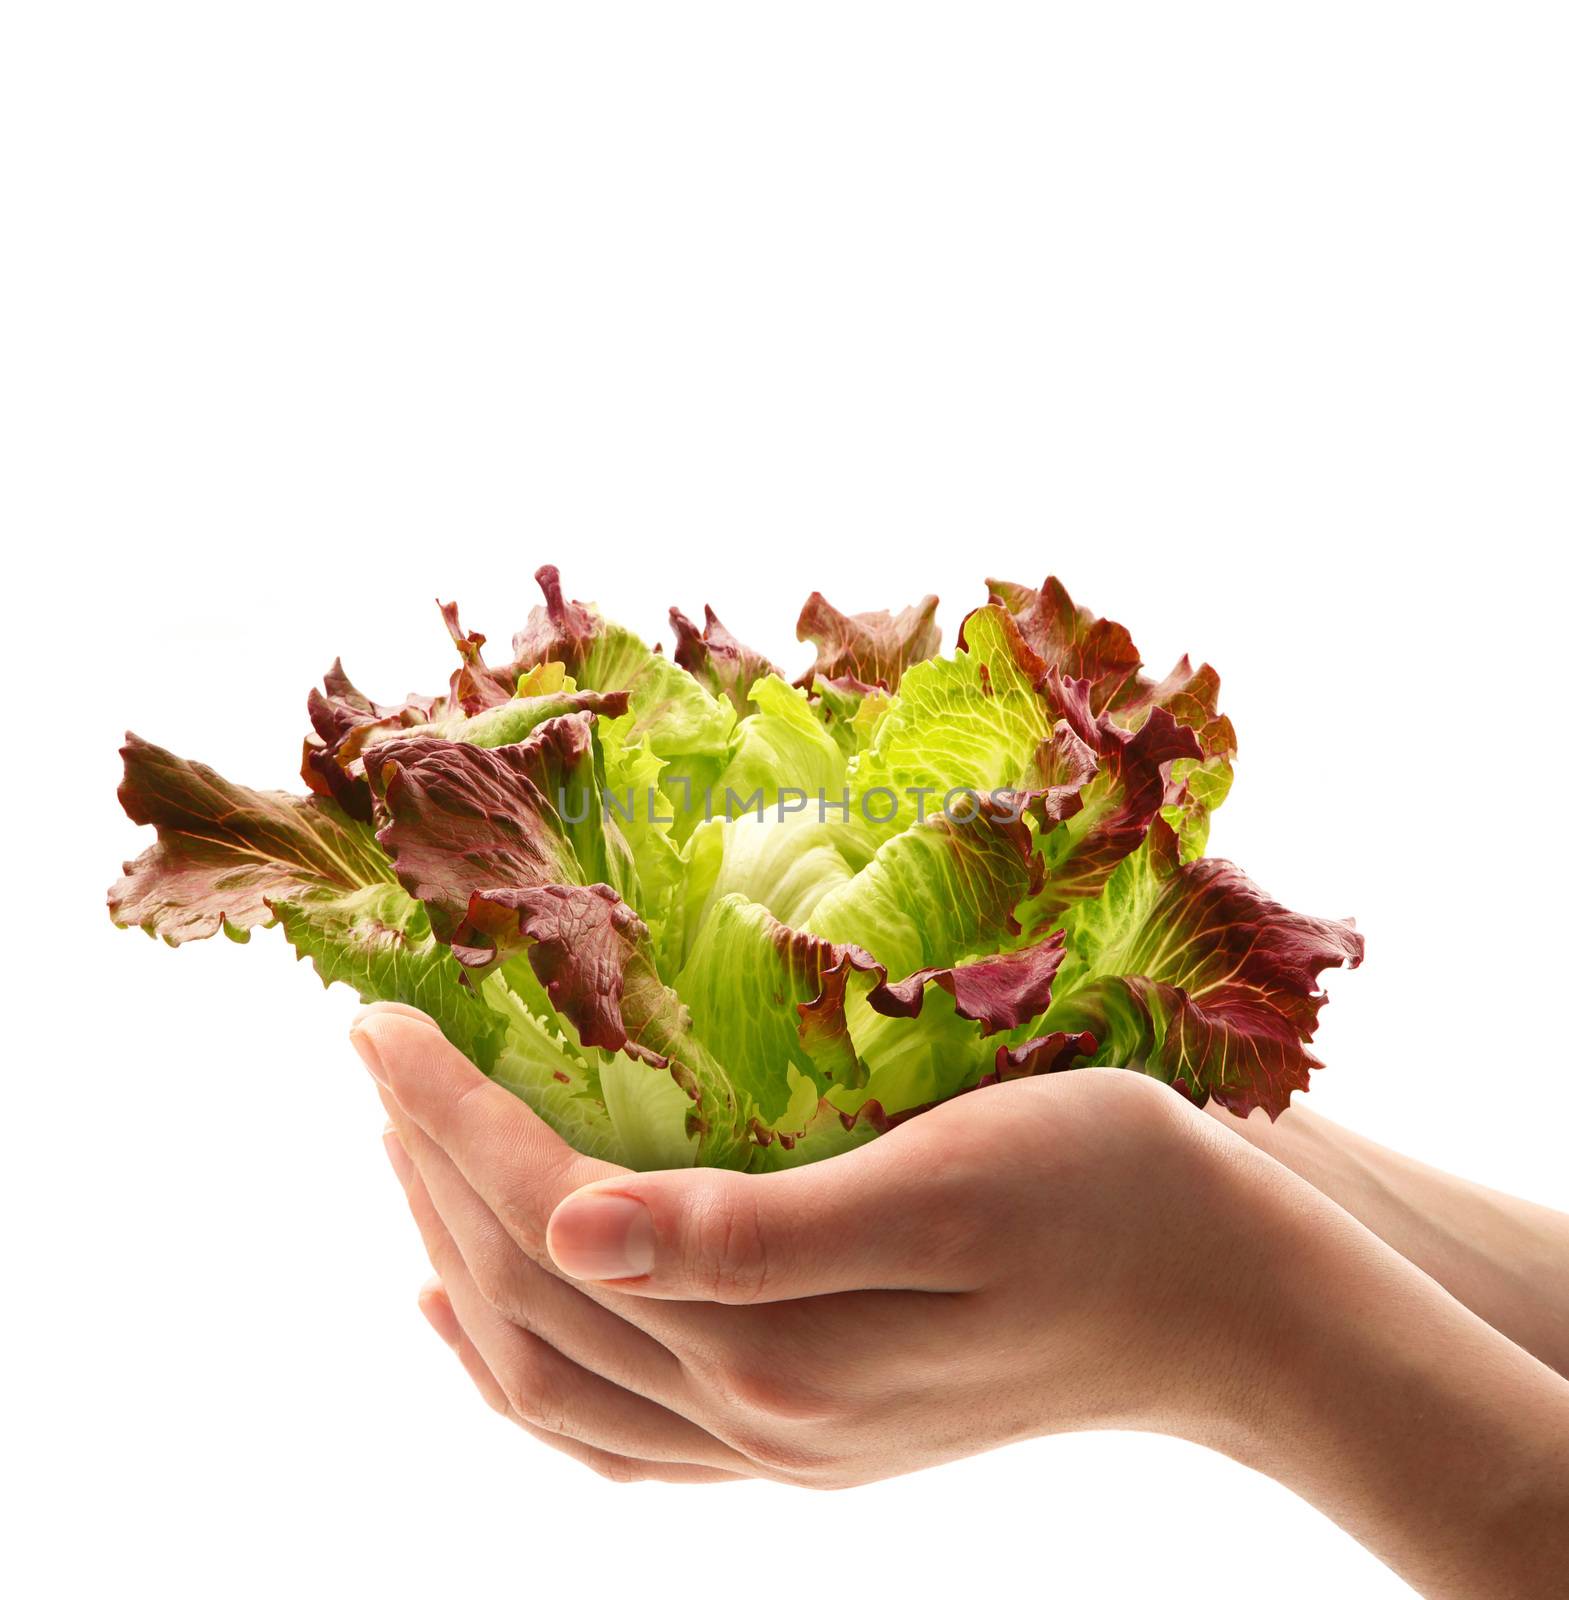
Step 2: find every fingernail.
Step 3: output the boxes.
[383,1125,411,1187]
[363,1003,442,1031]
[418,1280,460,1346]
[350,1023,388,1086]
[548,1192,656,1281]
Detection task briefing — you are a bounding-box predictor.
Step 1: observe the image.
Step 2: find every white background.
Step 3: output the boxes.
[5,4,1566,1597]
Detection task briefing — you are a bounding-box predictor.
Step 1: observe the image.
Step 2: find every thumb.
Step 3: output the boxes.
[544,1135,970,1302]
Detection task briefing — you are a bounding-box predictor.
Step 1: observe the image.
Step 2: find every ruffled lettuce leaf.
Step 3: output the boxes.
[986,578,1238,860]
[300,625,630,819]
[275,884,635,1160]
[111,734,396,944]
[674,897,1090,1156]
[1019,704,1202,933]
[301,661,433,821]
[749,935,1097,1167]
[1109,658,1237,861]
[364,712,638,924]
[668,604,781,715]
[515,566,735,764]
[109,737,610,1148]
[1036,825,1364,1117]
[273,884,507,1066]
[438,599,524,714]
[986,575,1141,712]
[795,591,941,690]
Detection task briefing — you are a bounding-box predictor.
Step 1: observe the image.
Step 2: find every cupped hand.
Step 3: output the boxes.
[351,1003,1299,1488]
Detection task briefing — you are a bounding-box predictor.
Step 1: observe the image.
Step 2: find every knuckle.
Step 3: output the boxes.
[715,1359,831,1425]
[498,1345,568,1437]
[686,1324,842,1422]
[724,1425,831,1482]
[493,1186,548,1259]
[445,1073,496,1132]
[419,1222,466,1283]
[796,1470,859,1492]
[467,1245,525,1323]
[590,1452,647,1485]
[492,1153,589,1263]
[688,1186,772,1305]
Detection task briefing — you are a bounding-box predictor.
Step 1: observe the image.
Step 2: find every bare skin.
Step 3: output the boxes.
[1205,1100,1569,1380]
[351,1004,1569,1599]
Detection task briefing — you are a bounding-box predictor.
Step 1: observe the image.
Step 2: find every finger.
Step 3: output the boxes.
[417,1276,461,1344]
[418,1278,511,1414]
[381,1107,695,1408]
[415,1280,743,1485]
[351,1005,626,1264]
[392,1138,752,1475]
[546,1111,981,1302]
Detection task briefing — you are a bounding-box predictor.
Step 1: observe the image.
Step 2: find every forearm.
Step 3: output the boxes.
[1198,1146,1569,1599]
[1208,1102,1569,1377]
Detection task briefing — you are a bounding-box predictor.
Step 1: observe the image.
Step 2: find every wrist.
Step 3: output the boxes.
[1079,1110,1352,1459]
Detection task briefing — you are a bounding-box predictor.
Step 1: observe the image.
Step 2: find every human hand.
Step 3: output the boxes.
[351,1002,1304,1487]
[356,1003,1569,1595]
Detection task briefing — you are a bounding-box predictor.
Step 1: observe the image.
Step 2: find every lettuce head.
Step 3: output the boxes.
[108,568,1361,1170]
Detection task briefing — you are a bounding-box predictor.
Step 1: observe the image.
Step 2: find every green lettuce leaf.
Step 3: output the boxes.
[676,895,878,1120]
[806,673,894,760]
[714,675,847,816]
[806,796,1042,974]
[449,881,751,1167]
[670,813,854,970]
[846,603,1052,841]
